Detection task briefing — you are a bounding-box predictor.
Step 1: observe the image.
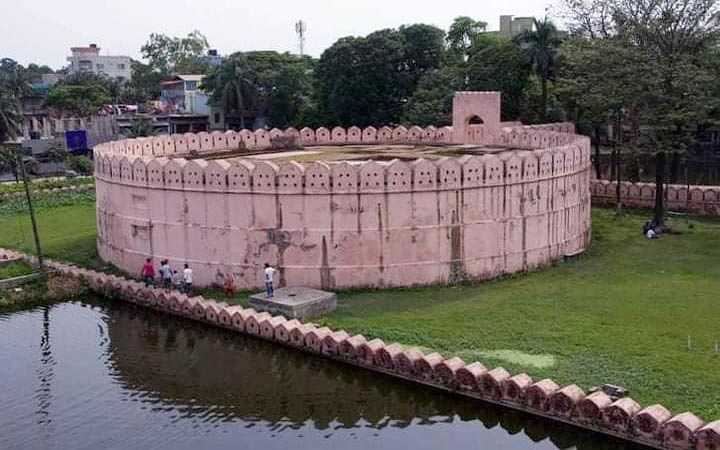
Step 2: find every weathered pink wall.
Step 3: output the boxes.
[591,179,720,216]
[95,127,591,289]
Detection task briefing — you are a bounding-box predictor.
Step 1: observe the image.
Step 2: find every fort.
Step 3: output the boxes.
[93,91,592,289]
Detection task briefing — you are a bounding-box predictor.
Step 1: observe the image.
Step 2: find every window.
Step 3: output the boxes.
[96,63,104,70]
[214,113,221,123]
[117,63,125,70]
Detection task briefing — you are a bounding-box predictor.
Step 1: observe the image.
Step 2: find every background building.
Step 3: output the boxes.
[66,44,132,81]
[499,15,535,37]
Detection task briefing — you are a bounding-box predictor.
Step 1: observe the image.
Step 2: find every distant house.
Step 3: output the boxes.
[160,75,210,115]
[498,15,535,38]
[159,75,225,133]
[66,44,132,82]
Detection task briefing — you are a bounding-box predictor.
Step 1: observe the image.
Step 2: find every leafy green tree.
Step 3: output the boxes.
[515,17,562,121]
[124,61,163,104]
[203,51,315,129]
[141,30,210,75]
[398,24,447,91]
[0,145,19,181]
[401,67,462,126]
[316,25,447,127]
[467,35,532,120]
[204,54,256,129]
[126,117,156,138]
[0,60,26,144]
[316,30,406,126]
[47,82,111,117]
[447,16,488,62]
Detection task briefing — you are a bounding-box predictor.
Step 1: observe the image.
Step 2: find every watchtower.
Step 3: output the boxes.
[452,91,501,145]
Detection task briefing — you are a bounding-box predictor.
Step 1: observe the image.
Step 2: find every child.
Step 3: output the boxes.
[264,263,276,298]
[160,260,173,289]
[182,264,193,295]
[141,258,155,286]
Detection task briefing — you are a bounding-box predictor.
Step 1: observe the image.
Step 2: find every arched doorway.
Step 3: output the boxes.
[465,115,485,143]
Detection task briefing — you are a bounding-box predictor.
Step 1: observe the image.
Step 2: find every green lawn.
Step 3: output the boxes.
[1,195,718,419]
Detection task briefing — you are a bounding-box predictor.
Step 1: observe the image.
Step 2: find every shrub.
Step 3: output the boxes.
[66,155,93,175]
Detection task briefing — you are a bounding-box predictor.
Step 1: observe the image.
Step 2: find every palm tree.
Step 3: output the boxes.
[516,17,561,121]
[204,55,257,129]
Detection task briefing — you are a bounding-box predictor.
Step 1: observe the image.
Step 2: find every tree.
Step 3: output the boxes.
[124,61,163,104]
[316,25,447,127]
[467,35,532,120]
[204,54,257,129]
[141,30,210,75]
[447,16,488,62]
[126,117,156,138]
[47,82,111,117]
[557,37,660,206]
[556,0,720,219]
[515,17,562,122]
[0,145,19,181]
[398,24,447,91]
[316,30,406,126]
[402,67,463,126]
[203,51,315,129]
[0,60,25,143]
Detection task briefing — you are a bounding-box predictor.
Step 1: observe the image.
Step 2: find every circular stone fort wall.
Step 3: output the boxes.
[94,92,592,289]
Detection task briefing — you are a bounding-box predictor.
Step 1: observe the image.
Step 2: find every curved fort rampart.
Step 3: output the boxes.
[94,92,592,289]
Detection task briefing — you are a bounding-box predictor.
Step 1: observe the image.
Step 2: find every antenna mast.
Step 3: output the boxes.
[295,20,307,56]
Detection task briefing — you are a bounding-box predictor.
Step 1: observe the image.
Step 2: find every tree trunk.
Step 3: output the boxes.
[614,146,622,213]
[540,77,548,122]
[670,151,680,184]
[593,126,602,179]
[654,151,666,226]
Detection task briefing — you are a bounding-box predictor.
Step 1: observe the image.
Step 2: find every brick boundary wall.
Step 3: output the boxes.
[4,247,717,450]
[591,180,720,216]
[93,121,592,290]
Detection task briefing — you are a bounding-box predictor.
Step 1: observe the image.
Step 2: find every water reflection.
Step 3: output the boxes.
[0,300,649,450]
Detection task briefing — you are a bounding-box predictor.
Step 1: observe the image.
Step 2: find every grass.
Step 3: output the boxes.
[0,261,34,279]
[0,195,101,268]
[1,193,718,419]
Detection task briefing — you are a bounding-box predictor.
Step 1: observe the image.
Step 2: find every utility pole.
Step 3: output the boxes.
[15,148,44,270]
[295,20,307,57]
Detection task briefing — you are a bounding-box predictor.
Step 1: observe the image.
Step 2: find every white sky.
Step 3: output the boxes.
[4,0,554,69]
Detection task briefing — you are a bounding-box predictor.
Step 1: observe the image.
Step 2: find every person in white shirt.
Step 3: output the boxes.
[183,264,193,295]
[264,263,276,298]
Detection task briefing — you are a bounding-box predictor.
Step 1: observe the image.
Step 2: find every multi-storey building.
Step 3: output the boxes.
[66,44,132,82]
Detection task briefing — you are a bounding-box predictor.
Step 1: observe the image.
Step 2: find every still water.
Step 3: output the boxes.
[0,299,648,450]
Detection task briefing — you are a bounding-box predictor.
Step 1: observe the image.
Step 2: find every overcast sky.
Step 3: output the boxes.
[4,0,554,69]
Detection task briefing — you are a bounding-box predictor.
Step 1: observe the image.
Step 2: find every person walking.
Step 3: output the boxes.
[264,263,276,298]
[182,264,193,295]
[172,269,183,291]
[160,260,173,289]
[141,258,155,286]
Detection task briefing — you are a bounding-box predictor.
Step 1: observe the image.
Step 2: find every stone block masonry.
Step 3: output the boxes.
[10,248,714,450]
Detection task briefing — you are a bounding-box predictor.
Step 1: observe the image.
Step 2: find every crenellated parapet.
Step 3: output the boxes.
[591,180,720,216]
[95,140,590,195]
[94,91,592,290]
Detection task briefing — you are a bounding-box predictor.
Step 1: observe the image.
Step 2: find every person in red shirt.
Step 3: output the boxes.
[141,258,155,286]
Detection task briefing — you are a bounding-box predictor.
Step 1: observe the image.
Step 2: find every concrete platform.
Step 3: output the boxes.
[249,287,337,320]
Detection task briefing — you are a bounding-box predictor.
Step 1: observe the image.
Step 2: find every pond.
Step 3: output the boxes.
[0,299,649,450]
